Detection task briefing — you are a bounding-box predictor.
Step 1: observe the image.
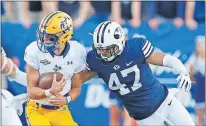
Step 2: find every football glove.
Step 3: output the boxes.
[176,72,192,92]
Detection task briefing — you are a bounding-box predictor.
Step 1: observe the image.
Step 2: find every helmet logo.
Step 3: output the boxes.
[60,17,71,32]
[114,27,123,39]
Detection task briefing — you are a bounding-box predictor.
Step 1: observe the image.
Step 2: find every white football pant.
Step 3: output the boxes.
[2,89,22,126]
[137,89,195,126]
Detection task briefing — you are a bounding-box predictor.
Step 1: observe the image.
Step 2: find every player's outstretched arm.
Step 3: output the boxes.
[146,51,188,74]
[146,51,192,92]
[27,64,48,99]
[1,55,16,77]
[81,68,97,83]
[1,53,27,86]
[68,71,84,102]
[68,69,97,102]
[145,51,165,66]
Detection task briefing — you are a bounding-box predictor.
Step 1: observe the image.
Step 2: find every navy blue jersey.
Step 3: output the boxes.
[86,37,168,120]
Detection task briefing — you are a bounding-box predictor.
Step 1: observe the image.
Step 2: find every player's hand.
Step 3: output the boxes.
[148,18,159,30]
[176,72,192,92]
[186,19,197,30]
[111,17,125,25]
[173,18,184,28]
[48,94,67,106]
[49,74,66,95]
[129,19,141,28]
[21,17,31,29]
[74,18,84,28]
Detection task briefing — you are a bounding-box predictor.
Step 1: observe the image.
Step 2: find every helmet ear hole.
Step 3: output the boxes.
[114,34,120,39]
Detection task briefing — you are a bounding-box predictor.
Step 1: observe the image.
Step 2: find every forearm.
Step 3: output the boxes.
[1,57,16,77]
[1,56,27,86]
[66,69,96,102]
[4,2,14,20]
[131,1,141,21]
[79,68,97,83]
[7,67,27,86]
[78,2,90,21]
[163,55,192,92]
[68,88,81,102]
[82,72,96,83]
[163,54,188,74]
[21,2,30,21]
[111,0,121,19]
[42,1,57,16]
[185,1,195,20]
[27,87,47,100]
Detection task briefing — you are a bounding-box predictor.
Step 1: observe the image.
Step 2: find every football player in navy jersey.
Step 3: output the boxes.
[81,21,195,125]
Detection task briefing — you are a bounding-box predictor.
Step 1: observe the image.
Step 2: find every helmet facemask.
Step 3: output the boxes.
[92,42,124,62]
[37,30,69,53]
[37,29,62,53]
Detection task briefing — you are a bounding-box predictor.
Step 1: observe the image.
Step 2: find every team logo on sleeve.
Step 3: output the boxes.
[40,59,51,65]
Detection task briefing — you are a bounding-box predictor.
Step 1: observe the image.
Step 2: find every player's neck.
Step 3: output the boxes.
[53,45,65,56]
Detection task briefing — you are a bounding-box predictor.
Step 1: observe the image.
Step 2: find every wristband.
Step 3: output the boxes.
[66,96,72,104]
[44,89,52,97]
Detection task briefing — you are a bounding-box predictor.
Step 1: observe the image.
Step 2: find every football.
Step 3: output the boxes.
[38,72,63,89]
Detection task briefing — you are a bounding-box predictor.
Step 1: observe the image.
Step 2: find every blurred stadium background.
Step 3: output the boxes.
[1,1,205,126]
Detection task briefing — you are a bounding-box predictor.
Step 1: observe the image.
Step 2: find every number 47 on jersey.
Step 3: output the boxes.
[108,65,142,95]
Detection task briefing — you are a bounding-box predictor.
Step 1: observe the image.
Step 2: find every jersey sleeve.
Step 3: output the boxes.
[133,37,154,60]
[24,43,40,69]
[74,44,87,73]
[86,51,95,71]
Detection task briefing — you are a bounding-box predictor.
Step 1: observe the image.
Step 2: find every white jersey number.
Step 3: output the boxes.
[108,65,142,95]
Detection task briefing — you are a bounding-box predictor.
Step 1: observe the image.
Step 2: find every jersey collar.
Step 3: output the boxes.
[49,43,70,58]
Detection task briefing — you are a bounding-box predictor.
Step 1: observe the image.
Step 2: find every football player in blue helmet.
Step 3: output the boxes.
[81,21,195,125]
